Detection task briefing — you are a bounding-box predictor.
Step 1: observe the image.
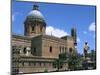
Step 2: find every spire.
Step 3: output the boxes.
[71,26,77,43]
[33,5,39,10]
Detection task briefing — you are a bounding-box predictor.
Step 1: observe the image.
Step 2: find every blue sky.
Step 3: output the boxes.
[12,1,96,54]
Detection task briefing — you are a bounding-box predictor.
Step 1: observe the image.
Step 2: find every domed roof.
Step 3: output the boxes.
[28,10,44,20]
[26,5,45,22]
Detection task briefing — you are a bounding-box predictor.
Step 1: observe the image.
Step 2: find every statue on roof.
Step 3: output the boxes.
[83,42,90,58]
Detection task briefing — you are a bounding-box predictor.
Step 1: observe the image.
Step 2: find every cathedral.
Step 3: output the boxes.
[12,5,77,74]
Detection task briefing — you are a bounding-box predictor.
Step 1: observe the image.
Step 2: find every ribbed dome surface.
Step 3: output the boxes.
[27,10,44,20]
[26,5,45,22]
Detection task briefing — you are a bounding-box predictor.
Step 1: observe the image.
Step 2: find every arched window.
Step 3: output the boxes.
[34,62,36,66]
[43,63,46,66]
[65,47,67,53]
[69,48,73,53]
[32,26,35,31]
[23,47,26,54]
[31,48,36,55]
[40,26,42,32]
[29,62,31,66]
[49,46,52,53]
[33,48,36,53]
[22,62,24,66]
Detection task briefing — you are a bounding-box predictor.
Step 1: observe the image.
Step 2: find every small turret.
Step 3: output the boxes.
[71,26,77,53]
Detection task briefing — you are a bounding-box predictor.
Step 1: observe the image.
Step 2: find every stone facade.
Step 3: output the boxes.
[12,5,77,74]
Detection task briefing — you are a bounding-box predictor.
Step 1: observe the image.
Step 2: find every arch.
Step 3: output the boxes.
[49,46,52,53]
[23,47,26,54]
[69,48,73,53]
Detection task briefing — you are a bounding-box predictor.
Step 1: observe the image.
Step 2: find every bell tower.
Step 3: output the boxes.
[71,26,77,44]
[71,26,77,53]
[24,5,46,37]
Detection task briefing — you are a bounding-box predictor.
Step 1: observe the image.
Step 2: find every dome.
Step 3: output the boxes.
[27,10,44,20]
[26,5,45,22]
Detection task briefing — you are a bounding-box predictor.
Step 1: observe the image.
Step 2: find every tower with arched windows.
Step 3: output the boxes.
[24,5,46,37]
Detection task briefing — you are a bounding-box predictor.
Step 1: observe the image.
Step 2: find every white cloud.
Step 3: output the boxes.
[83,31,87,34]
[12,12,20,22]
[77,37,80,42]
[46,26,69,37]
[89,22,95,32]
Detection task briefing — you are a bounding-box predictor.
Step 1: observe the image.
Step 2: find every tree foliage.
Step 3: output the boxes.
[68,53,83,70]
[53,49,83,71]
